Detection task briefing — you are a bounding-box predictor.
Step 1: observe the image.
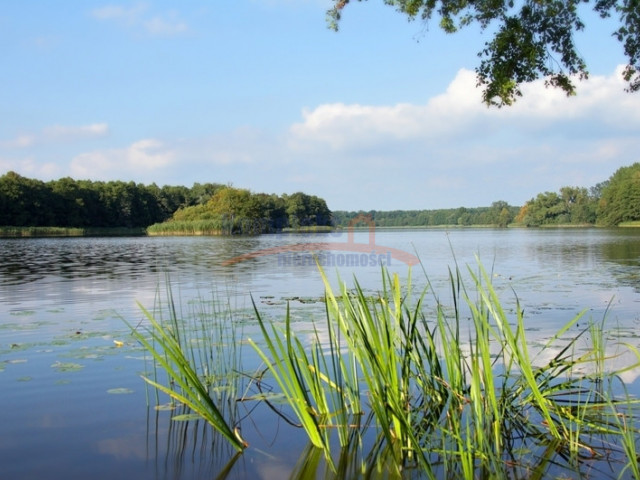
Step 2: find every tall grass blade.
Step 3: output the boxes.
[126,303,246,452]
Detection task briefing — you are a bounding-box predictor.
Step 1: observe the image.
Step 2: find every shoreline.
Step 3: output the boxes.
[3,222,638,239]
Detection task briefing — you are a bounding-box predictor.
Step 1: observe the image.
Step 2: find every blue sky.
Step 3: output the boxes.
[1,1,638,211]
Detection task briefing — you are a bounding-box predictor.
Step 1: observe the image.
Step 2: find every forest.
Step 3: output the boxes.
[1,162,639,235]
[0,171,331,235]
[514,163,640,227]
[335,163,640,228]
[332,201,520,228]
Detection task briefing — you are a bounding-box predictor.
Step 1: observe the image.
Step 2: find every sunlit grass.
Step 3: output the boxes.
[146,219,224,236]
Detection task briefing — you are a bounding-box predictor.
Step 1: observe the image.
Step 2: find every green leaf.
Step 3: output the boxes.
[172,414,204,422]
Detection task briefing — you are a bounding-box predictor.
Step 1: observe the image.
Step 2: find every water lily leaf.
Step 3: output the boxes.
[240,392,289,404]
[51,361,84,372]
[107,388,134,394]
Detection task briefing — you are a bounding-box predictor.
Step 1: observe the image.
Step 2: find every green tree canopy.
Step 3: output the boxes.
[283,192,332,228]
[597,162,640,225]
[516,186,597,226]
[167,187,332,234]
[328,0,640,106]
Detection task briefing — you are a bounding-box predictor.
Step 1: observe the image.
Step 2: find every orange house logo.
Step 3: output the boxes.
[222,214,419,267]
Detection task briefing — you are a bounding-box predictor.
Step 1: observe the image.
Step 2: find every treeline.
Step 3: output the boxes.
[516,163,640,227]
[334,163,640,229]
[4,162,637,234]
[0,171,222,228]
[333,201,520,228]
[515,186,599,226]
[0,171,331,233]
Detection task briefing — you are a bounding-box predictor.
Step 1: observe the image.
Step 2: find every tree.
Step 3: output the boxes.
[559,186,596,224]
[328,0,640,106]
[203,187,276,234]
[517,191,566,225]
[283,192,332,227]
[597,162,640,225]
[515,186,598,226]
[0,171,53,226]
[48,177,89,227]
[487,200,514,227]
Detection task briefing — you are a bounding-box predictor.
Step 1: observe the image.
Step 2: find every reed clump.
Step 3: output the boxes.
[0,226,146,237]
[126,286,247,452]
[130,260,640,478]
[146,219,224,236]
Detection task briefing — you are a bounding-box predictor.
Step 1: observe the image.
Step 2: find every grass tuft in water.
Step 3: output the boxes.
[130,260,640,478]
[125,286,247,452]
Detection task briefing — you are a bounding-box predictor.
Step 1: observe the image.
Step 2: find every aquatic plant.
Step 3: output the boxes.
[146,219,224,236]
[0,226,146,237]
[126,288,247,452]
[130,260,640,478]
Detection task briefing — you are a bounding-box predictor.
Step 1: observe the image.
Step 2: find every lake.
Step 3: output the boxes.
[1,227,640,479]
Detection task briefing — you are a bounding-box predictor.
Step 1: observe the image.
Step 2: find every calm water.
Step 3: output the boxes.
[1,228,640,479]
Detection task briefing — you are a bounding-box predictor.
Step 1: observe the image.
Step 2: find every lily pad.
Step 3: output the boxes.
[240,392,289,404]
[107,388,134,395]
[51,361,84,372]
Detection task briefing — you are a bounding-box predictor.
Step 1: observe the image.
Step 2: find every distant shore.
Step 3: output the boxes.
[3,222,638,239]
[0,226,147,238]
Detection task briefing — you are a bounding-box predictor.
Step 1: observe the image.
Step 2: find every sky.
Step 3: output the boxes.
[1,1,639,211]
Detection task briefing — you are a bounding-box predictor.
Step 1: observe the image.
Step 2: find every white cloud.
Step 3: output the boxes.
[144,14,188,36]
[0,124,108,149]
[289,102,433,151]
[278,66,640,209]
[289,67,640,154]
[0,156,60,178]
[0,134,36,149]
[91,3,148,24]
[287,70,488,154]
[91,3,189,36]
[70,139,175,180]
[43,123,109,140]
[177,126,279,167]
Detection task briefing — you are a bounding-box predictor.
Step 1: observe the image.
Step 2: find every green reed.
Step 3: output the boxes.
[146,219,224,236]
[131,260,640,478]
[126,288,246,452]
[0,226,146,237]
